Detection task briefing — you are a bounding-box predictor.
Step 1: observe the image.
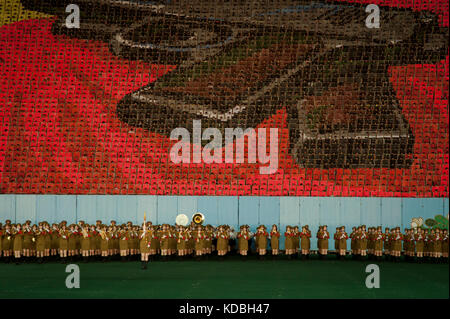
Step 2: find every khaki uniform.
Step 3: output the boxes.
[23,231,33,250]
[216,231,229,251]
[151,230,159,251]
[285,232,294,250]
[383,233,390,252]
[359,231,368,250]
[374,233,384,251]
[36,231,46,252]
[160,230,171,250]
[255,231,268,250]
[139,230,151,254]
[68,231,77,251]
[50,230,59,250]
[204,230,213,250]
[392,233,403,252]
[270,231,280,250]
[433,234,442,253]
[13,231,24,251]
[193,231,205,251]
[350,231,357,251]
[81,230,91,251]
[44,230,51,250]
[169,231,177,251]
[2,230,12,251]
[237,232,249,251]
[100,231,109,252]
[59,230,69,250]
[408,233,416,254]
[415,233,424,253]
[119,230,129,250]
[442,234,449,254]
[176,230,188,251]
[317,231,329,250]
[293,232,299,250]
[300,231,310,250]
[338,232,348,250]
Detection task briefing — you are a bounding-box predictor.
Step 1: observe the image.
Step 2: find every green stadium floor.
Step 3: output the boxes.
[0,255,448,299]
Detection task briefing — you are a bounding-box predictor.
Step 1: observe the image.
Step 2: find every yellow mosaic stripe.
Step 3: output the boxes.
[0,0,52,27]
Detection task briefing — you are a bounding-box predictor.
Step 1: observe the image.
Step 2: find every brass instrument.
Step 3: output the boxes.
[100,229,107,240]
[192,213,205,225]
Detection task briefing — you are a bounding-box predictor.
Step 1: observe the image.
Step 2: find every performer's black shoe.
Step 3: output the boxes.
[15,258,20,265]
[301,254,306,261]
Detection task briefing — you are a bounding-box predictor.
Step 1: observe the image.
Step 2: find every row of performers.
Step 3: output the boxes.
[0,220,448,268]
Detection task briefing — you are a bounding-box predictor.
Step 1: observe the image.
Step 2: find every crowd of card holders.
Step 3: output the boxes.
[0,0,448,196]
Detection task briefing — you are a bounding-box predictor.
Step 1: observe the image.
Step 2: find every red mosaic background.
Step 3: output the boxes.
[0,0,448,196]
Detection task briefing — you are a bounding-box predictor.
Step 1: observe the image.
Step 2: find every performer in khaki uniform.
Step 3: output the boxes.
[293,226,300,258]
[433,228,443,262]
[2,224,13,263]
[159,224,170,260]
[80,224,91,262]
[193,225,205,260]
[408,228,416,262]
[349,227,357,260]
[168,225,176,258]
[237,226,251,260]
[402,228,409,261]
[13,224,24,264]
[374,227,384,261]
[316,226,323,257]
[391,227,403,262]
[22,224,33,262]
[270,224,280,258]
[383,227,391,261]
[284,226,295,259]
[442,229,449,263]
[118,225,130,261]
[358,225,368,260]
[317,225,330,259]
[424,229,431,261]
[334,227,339,257]
[337,226,348,260]
[35,223,46,263]
[58,223,69,263]
[43,222,51,259]
[139,219,151,269]
[255,225,268,260]
[415,228,425,263]
[149,224,159,260]
[300,225,311,260]
[216,225,229,260]
[99,225,109,262]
